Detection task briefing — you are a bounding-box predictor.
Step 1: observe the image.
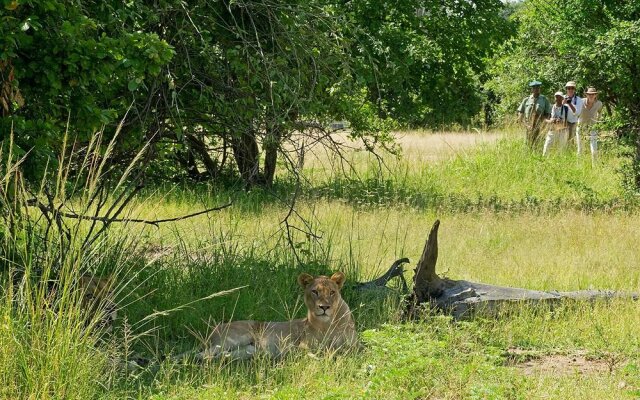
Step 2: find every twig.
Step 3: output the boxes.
[26,199,233,228]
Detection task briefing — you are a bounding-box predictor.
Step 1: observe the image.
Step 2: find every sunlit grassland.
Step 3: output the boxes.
[126,131,638,293]
[4,131,640,399]
[133,201,640,292]
[103,132,640,399]
[303,132,629,209]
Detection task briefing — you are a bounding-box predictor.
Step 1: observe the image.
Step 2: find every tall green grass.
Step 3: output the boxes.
[311,137,635,212]
[0,131,162,398]
[1,131,639,399]
[0,140,108,398]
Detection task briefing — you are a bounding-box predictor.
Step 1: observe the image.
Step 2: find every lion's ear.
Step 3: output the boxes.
[330,272,346,289]
[298,273,314,288]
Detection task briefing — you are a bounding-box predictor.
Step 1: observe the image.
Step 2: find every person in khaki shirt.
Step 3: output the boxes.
[576,87,603,162]
[517,80,552,147]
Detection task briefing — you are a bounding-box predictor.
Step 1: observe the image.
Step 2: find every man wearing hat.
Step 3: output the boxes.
[563,81,583,146]
[577,87,603,162]
[542,91,569,156]
[517,80,552,147]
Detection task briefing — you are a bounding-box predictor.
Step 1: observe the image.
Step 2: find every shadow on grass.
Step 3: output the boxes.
[311,176,638,213]
[123,245,402,347]
[144,173,638,218]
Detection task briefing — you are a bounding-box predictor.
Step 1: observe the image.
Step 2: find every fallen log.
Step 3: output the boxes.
[355,258,410,292]
[404,220,639,319]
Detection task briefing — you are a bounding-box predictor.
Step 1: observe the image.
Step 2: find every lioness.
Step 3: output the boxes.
[195,271,358,361]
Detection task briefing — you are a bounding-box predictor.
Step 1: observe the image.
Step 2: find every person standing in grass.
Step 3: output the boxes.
[542,91,569,156]
[563,81,583,146]
[577,87,603,162]
[517,80,551,147]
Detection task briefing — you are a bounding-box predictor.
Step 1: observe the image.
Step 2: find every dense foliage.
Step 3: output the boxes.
[0,0,384,186]
[1,0,515,186]
[0,0,173,179]
[341,0,512,127]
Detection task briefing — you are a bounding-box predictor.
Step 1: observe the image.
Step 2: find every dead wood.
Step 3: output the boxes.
[404,219,639,319]
[355,258,410,291]
[412,219,445,299]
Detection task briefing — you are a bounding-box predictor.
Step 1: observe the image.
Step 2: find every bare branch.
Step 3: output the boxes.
[26,199,233,228]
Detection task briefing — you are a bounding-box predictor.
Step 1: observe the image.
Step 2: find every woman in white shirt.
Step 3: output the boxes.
[576,87,603,162]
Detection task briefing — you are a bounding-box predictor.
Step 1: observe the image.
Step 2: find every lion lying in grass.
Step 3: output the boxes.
[193,272,359,361]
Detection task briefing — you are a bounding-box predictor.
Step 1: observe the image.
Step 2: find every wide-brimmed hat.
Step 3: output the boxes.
[565,81,577,88]
[585,87,598,94]
[554,91,564,97]
[528,80,542,87]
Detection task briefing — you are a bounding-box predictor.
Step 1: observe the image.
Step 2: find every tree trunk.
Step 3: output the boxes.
[263,124,281,187]
[185,133,219,179]
[231,130,260,187]
[400,220,638,319]
[175,149,202,180]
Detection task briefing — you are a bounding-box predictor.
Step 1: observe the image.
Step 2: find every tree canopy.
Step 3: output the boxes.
[341,0,512,127]
[2,0,640,187]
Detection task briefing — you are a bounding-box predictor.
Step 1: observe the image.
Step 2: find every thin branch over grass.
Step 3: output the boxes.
[26,198,233,228]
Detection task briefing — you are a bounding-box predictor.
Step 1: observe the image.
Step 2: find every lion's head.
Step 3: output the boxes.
[297,272,346,321]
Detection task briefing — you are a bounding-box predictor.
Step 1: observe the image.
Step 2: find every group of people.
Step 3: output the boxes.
[517,80,603,161]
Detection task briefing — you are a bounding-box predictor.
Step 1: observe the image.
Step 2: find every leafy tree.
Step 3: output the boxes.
[2,0,515,188]
[0,0,174,179]
[137,0,394,186]
[337,0,513,127]
[1,0,396,187]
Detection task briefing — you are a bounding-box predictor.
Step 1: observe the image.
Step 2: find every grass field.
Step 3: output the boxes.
[2,131,640,399]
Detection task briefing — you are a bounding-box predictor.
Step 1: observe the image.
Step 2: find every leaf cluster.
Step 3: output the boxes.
[339,0,513,127]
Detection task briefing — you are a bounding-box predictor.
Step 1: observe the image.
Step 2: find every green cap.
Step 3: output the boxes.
[529,80,542,87]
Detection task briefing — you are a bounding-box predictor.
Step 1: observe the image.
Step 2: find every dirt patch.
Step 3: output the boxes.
[505,348,613,376]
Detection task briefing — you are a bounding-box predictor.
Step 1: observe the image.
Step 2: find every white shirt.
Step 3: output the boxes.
[550,104,568,121]
[548,104,568,131]
[565,96,583,123]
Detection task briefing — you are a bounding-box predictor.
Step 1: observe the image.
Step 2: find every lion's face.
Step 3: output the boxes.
[298,272,346,321]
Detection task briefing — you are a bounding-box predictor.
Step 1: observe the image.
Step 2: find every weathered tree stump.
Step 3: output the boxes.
[400,220,639,319]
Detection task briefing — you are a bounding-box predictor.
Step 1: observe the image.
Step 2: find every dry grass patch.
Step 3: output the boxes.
[394,130,505,162]
[505,348,612,376]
